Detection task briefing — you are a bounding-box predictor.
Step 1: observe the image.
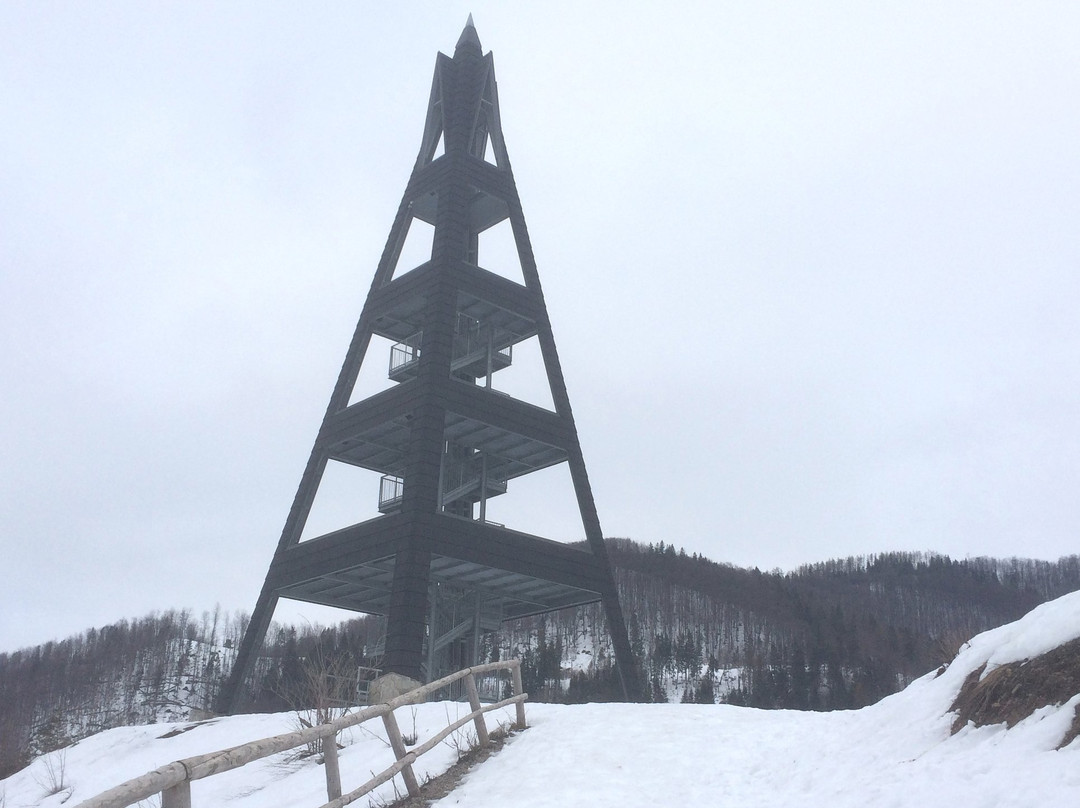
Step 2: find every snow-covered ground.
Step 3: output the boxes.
[5,592,1079,808]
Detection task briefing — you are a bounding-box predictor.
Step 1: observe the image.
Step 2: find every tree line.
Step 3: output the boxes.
[506,542,1080,707]
[2,542,1078,778]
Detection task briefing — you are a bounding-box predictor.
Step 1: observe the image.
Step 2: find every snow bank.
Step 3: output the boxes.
[4,592,1078,808]
[1,702,516,808]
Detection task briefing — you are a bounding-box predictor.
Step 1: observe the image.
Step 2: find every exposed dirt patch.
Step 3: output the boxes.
[949,636,1080,749]
[386,726,519,807]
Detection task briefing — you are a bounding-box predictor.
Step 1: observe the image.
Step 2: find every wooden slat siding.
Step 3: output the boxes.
[277,579,391,609]
[399,158,453,216]
[413,57,445,169]
[440,384,573,445]
[316,385,423,454]
[269,557,392,594]
[268,516,402,573]
[501,596,601,621]
[384,260,455,679]
[442,263,542,323]
[218,588,279,712]
[386,205,458,680]
[363,262,438,321]
[267,539,398,591]
[478,53,507,169]
[271,591,386,615]
[426,515,608,575]
[278,568,601,619]
[414,513,610,578]
[269,510,610,600]
[384,546,431,675]
[461,169,518,214]
[273,550,605,618]
[278,576,600,621]
[440,374,568,433]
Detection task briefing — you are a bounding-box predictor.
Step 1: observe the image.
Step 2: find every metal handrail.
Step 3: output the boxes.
[74,660,527,808]
[452,316,516,371]
[378,474,404,512]
[388,332,422,377]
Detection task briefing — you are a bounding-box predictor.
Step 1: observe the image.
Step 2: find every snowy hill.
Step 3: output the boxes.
[4,592,1079,808]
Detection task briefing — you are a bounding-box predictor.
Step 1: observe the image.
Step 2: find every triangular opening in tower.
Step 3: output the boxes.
[388,214,435,283]
[346,333,401,406]
[472,460,582,539]
[474,215,526,285]
[452,330,556,412]
[297,459,385,542]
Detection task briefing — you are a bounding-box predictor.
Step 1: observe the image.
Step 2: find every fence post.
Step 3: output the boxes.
[464,672,490,746]
[322,728,342,801]
[382,711,420,797]
[511,662,527,730]
[161,780,191,808]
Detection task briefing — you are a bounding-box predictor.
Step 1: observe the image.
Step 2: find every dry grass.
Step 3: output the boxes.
[949,636,1080,749]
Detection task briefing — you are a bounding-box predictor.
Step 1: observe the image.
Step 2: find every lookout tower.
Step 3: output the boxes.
[221,19,637,710]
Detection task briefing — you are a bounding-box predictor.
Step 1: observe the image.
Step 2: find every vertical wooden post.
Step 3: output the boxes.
[323,728,342,801]
[511,662,527,729]
[382,711,421,797]
[465,672,490,746]
[161,780,191,808]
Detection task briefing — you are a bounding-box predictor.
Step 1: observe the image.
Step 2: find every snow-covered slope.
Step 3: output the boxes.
[5,592,1079,808]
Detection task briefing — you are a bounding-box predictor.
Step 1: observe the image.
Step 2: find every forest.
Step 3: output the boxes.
[2,541,1078,778]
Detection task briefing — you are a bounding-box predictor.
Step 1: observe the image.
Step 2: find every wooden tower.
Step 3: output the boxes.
[221,18,637,711]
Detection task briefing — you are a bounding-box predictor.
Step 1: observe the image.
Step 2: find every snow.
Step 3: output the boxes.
[950,592,1080,679]
[0,705,494,808]
[5,592,1080,808]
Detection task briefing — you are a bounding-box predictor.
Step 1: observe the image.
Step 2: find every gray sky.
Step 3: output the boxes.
[3,2,1078,653]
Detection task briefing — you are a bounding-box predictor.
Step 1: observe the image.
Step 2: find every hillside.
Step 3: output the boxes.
[3,591,1079,807]
[511,542,1080,706]
[2,543,1078,777]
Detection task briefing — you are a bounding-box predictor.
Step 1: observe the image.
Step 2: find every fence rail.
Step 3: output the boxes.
[74,660,527,808]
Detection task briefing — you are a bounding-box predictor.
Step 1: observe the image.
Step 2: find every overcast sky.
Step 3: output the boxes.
[3,2,1079,653]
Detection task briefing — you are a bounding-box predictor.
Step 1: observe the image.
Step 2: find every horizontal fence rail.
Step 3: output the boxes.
[74,660,527,808]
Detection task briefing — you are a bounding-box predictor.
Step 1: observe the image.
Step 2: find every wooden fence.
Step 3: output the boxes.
[73,660,527,808]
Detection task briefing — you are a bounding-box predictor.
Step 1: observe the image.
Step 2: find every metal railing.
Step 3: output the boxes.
[453,328,512,367]
[378,474,404,512]
[325,666,382,708]
[74,660,527,808]
[440,454,507,507]
[451,315,515,380]
[388,332,422,379]
[355,665,381,705]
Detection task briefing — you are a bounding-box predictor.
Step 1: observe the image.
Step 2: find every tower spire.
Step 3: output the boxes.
[455,14,481,54]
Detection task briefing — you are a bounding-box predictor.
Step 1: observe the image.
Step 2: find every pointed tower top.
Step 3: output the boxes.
[455,13,482,54]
